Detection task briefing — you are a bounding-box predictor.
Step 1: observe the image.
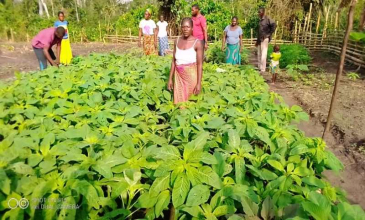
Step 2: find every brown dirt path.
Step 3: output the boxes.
[249,48,365,208]
[0,42,136,80]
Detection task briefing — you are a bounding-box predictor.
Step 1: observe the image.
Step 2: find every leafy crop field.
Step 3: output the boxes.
[0,54,364,219]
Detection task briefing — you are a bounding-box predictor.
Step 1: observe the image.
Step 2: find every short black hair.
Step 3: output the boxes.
[56,26,65,36]
[192,4,200,10]
[58,11,64,16]
[274,45,280,51]
[232,16,238,20]
[259,8,265,13]
[181,17,193,27]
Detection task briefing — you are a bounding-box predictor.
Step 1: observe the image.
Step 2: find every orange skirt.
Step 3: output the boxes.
[173,63,198,104]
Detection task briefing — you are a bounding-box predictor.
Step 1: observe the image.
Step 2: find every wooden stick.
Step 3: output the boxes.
[99,21,102,42]
[10,28,14,42]
[323,0,358,139]
[274,21,278,44]
[307,3,313,32]
[335,12,339,30]
[316,13,321,34]
[129,28,132,42]
[294,20,298,43]
[250,28,253,45]
[322,6,330,45]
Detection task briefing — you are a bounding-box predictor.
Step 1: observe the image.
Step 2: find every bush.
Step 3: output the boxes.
[206,41,249,64]
[268,44,312,68]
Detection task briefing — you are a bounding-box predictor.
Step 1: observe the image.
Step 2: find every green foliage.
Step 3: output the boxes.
[171,0,233,40]
[0,54,364,219]
[268,44,312,68]
[347,72,360,80]
[350,31,365,44]
[205,41,249,64]
[286,64,310,81]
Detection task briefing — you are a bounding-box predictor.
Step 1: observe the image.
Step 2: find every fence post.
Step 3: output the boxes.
[214,28,217,41]
[26,33,29,42]
[335,12,339,30]
[321,6,330,45]
[99,21,102,42]
[250,28,253,46]
[10,28,14,42]
[306,3,313,33]
[294,20,298,43]
[129,28,132,42]
[274,21,278,45]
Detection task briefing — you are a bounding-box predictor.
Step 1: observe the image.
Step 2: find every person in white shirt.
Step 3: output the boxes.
[138,9,157,55]
[157,15,169,56]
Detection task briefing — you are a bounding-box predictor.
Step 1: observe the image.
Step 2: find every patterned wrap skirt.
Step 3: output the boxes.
[143,35,157,56]
[60,38,73,65]
[173,63,198,104]
[158,36,169,56]
[225,43,241,65]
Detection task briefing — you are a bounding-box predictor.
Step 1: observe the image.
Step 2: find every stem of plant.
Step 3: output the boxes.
[169,205,175,220]
[322,0,358,139]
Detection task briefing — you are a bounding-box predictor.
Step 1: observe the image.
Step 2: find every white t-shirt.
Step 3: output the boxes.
[139,19,156,35]
[157,21,168,37]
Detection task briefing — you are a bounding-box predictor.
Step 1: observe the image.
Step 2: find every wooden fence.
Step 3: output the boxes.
[103,32,364,68]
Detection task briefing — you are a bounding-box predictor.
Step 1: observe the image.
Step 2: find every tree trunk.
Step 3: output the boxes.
[38,0,50,18]
[322,0,358,139]
[50,0,55,17]
[360,3,365,31]
[75,0,80,22]
[38,0,44,16]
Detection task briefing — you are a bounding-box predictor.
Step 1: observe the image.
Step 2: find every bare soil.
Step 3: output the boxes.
[249,49,365,208]
[0,42,136,80]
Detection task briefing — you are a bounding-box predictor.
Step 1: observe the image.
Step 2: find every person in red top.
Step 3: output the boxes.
[32,27,65,70]
[191,4,208,55]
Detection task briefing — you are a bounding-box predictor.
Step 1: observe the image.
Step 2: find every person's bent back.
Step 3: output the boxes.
[32,27,65,70]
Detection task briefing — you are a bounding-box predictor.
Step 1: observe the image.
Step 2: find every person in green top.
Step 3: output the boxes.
[270,45,281,84]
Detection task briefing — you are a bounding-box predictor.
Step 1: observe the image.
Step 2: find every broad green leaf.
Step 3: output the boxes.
[0,169,11,195]
[205,117,225,129]
[155,190,170,217]
[201,152,218,165]
[186,184,210,207]
[290,144,309,156]
[261,196,275,220]
[228,129,240,149]
[72,180,99,209]
[57,196,77,220]
[136,191,158,208]
[213,205,236,217]
[241,196,259,217]
[198,166,222,189]
[302,176,325,188]
[150,174,170,197]
[172,173,190,207]
[212,152,225,178]
[235,158,245,184]
[93,162,113,178]
[267,160,285,172]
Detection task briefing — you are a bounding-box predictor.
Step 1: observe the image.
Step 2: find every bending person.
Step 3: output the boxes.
[32,27,65,70]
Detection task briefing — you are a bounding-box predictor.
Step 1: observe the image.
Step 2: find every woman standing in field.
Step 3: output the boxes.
[168,18,203,105]
[157,15,169,56]
[138,9,157,55]
[54,11,73,65]
[222,16,243,65]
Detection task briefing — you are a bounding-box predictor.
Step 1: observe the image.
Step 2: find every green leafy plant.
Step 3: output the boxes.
[206,41,249,64]
[286,64,309,81]
[268,44,312,68]
[347,72,360,80]
[0,54,364,220]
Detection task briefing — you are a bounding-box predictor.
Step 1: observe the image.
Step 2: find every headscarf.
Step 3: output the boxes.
[146,9,152,15]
